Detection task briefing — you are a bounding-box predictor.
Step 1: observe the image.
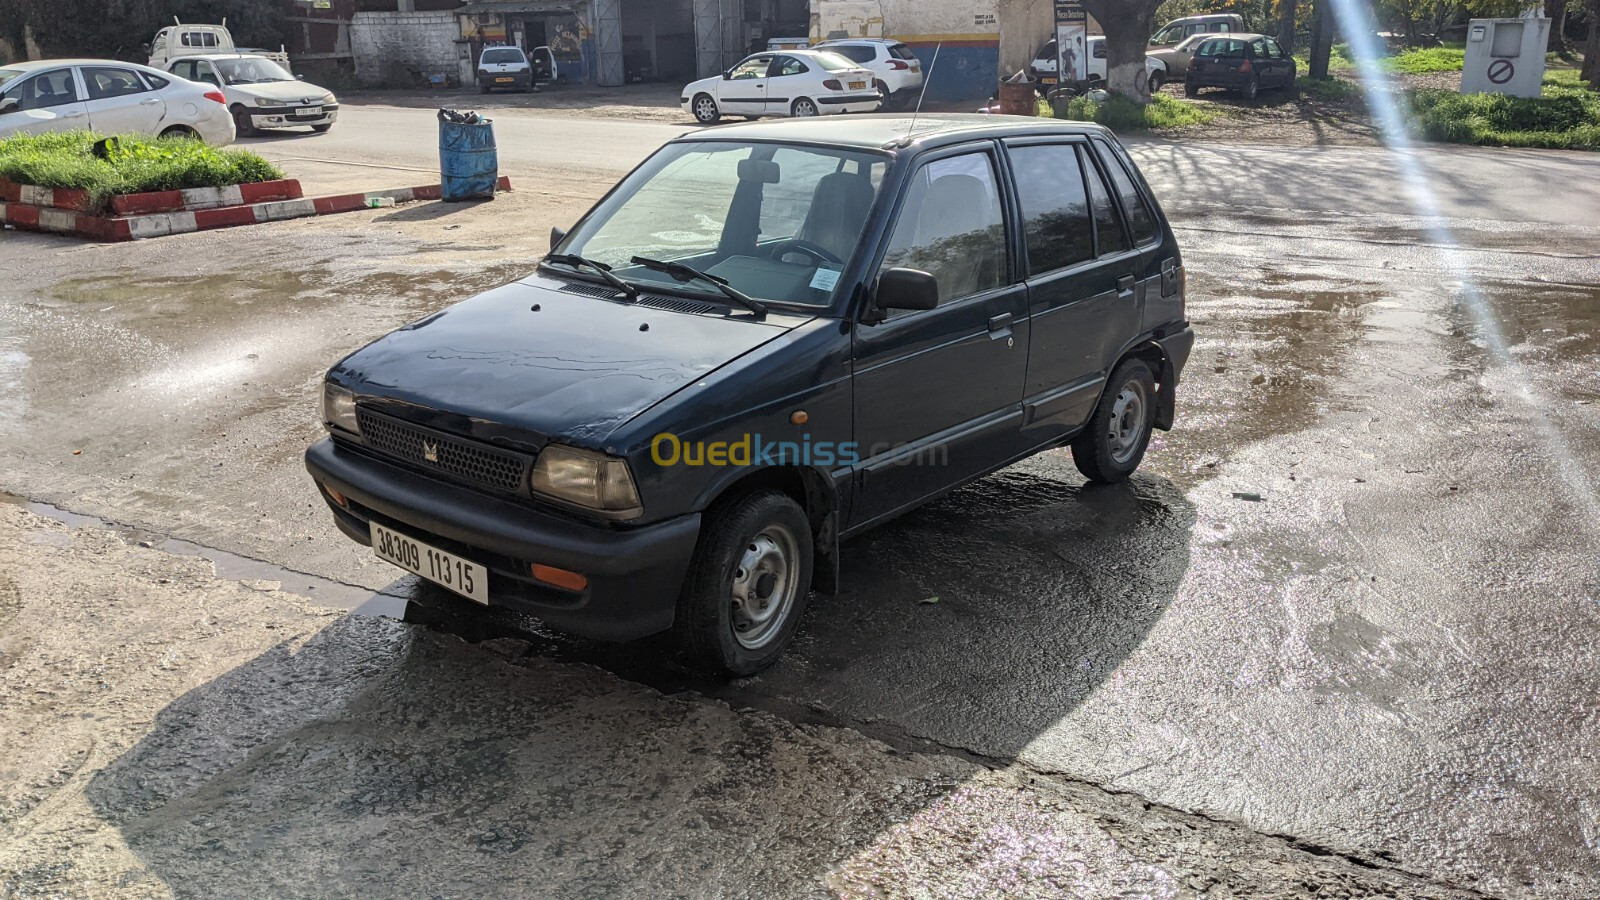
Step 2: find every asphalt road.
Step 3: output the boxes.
[3,105,1599,896]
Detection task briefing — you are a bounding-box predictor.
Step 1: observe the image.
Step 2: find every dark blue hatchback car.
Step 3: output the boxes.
[306,115,1194,675]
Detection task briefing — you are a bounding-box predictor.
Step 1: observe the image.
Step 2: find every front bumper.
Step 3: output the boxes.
[305,438,701,642]
[251,106,338,129]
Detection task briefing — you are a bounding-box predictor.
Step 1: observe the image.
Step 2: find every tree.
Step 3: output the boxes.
[1307,0,1334,78]
[1279,0,1299,48]
[1583,0,1600,87]
[1079,0,1166,102]
[1547,0,1569,52]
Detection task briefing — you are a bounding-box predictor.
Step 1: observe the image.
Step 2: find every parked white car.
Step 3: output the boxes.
[0,59,234,144]
[812,38,925,109]
[167,54,337,137]
[1029,35,1169,91]
[681,49,879,125]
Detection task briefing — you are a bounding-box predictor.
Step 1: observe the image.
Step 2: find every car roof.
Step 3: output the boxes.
[168,53,263,61]
[2,58,129,70]
[676,114,1111,152]
[816,38,904,45]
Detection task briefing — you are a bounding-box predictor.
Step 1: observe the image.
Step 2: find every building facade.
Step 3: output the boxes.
[811,0,1001,102]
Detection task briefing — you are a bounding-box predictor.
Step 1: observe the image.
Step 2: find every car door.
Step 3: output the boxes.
[79,65,166,136]
[718,54,772,115]
[1006,138,1137,444]
[1262,37,1294,86]
[764,54,810,114]
[849,144,1030,528]
[0,68,89,136]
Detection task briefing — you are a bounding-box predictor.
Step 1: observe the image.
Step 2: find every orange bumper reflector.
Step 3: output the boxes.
[531,564,588,592]
[328,488,348,508]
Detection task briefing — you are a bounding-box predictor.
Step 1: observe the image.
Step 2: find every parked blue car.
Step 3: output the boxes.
[306,115,1194,675]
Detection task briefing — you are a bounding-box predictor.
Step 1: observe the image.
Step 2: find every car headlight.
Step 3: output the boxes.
[531,445,642,518]
[254,97,286,108]
[319,382,359,434]
[323,92,337,104]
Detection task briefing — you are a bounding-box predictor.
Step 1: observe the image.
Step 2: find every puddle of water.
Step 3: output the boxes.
[0,491,408,619]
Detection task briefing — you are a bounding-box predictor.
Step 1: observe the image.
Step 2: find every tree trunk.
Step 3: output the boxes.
[1308,0,1333,79]
[1078,0,1163,102]
[1279,0,1298,50]
[1546,0,1569,52]
[1583,0,1600,87]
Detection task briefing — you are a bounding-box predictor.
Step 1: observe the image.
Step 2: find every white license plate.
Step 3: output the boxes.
[372,522,489,605]
[849,80,865,89]
[296,107,321,116]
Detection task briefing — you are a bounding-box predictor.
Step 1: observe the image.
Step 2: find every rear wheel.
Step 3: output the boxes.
[1072,358,1156,484]
[1147,70,1164,93]
[692,92,720,124]
[1241,75,1259,101]
[158,125,196,140]
[674,490,813,676]
[791,97,819,117]
[1184,79,1199,97]
[874,79,892,108]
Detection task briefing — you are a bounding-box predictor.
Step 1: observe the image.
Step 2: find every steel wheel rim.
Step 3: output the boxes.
[695,97,716,121]
[729,523,800,650]
[1107,380,1147,465]
[794,99,817,117]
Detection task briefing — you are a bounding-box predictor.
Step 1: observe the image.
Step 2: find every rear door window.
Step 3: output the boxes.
[831,45,876,64]
[1082,153,1129,256]
[1008,143,1093,274]
[82,66,151,100]
[1092,139,1156,245]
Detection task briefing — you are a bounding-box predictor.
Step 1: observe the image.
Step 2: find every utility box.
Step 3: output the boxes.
[1459,14,1549,98]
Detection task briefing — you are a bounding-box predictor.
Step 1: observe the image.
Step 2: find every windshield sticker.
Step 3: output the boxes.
[810,267,841,291]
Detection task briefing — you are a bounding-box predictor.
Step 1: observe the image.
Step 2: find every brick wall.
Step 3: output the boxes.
[351,11,462,87]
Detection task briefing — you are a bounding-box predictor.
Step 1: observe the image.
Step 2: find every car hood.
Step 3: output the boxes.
[332,273,807,450]
[231,80,329,102]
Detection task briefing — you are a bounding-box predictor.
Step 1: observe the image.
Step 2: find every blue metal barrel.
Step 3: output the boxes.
[438,117,498,202]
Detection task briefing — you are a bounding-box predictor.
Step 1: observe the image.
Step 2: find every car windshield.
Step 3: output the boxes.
[554,141,887,309]
[481,48,525,64]
[0,69,24,91]
[216,57,295,84]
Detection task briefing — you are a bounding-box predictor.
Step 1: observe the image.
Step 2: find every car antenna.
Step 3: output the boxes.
[896,42,941,148]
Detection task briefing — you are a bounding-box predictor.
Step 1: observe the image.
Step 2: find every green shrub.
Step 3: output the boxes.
[1297,76,1361,102]
[0,131,284,209]
[1407,87,1600,150]
[1383,47,1465,75]
[1058,93,1215,131]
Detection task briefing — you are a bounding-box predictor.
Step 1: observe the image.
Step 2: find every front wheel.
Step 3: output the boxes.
[1147,70,1164,93]
[691,92,720,124]
[1072,358,1156,484]
[674,490,813,676]
[230,106,257,138]
[791,97,819,117]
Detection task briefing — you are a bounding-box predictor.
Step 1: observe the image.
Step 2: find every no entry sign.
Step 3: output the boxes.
[1487,59,1514,85]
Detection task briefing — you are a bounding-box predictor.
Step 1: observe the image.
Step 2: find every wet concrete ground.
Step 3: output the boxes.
[2,112,1599,896]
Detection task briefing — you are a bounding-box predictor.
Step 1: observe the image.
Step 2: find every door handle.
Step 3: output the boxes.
[64,110,85,118]
[140,98,162,105]
[988,313,1013,332]
[1117,275,1137,295]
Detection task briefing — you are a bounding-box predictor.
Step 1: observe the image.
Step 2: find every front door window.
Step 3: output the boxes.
[878,152,1009,307]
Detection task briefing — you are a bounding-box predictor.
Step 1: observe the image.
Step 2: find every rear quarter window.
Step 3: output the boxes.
[889,44,918,60]
[1092,139,1157,245]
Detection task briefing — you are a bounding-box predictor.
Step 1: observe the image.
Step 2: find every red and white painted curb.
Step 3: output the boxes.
[0,177,303,215]
[0,176,512,242]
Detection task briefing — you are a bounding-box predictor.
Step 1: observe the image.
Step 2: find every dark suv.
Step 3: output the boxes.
[306,116,1193,675]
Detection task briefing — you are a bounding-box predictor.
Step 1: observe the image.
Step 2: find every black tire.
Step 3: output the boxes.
[158,125,196,140]
[875,79,892,108]
[674,490,813,676]
[480,83,491,94]
[1241,75,1259,101]
[1184,79,1199,98]
[311,123,332,133]
[230,106,257,138]
[691,92,720,124]
[1147,70,1164,93]
[1072,358,1157,484]
[791,96,819,117]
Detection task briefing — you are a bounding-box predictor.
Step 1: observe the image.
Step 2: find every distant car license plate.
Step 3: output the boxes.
[495,76,514,83]
[371,522,489,605]
[296,107,321,116]
[849,80,865,89]
[1041,77,1058,84]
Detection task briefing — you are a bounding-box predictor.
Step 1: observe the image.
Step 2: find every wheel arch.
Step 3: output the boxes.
[697,465,841,594]
[1117,340,1177,431]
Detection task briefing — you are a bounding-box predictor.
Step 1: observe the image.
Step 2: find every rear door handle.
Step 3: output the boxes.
[988,312,1013,332]
[64,111,86,119]
[140,97,162,106]
[1117,275,1137,295]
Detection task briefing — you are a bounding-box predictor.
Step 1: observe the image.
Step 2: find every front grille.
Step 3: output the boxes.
[356,409,531,495]
[558,282,620,299]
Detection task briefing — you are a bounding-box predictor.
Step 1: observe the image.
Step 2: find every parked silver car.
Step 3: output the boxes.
[0,58,234,144]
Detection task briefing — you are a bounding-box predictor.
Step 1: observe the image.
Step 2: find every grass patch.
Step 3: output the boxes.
[1543,68,1596,92]
[1383,47,1464,74]
[0,131,283,208]
[1058,93,1216,131]
[1297,76,1361,102]
[1408,87,1600,150]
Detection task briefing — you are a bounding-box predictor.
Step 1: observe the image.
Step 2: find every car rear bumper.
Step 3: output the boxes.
[481,72,534,88]
[820,93,881,113]
[305,438,701,642]
[1187,70,1248,89]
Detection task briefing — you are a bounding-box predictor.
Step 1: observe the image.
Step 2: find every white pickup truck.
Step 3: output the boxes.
[148,22,290,72]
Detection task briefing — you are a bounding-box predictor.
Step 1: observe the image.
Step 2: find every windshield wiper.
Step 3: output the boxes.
[544,253,639,300]
[629,256,768,319]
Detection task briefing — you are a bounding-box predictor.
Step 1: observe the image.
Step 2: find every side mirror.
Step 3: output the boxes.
[0,96,17,114]
[297,74,306,81]
[550,226,566,251]
[723,70,733,79]
[874,267,938,313]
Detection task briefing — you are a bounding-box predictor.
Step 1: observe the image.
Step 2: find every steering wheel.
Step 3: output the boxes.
[769,239,844,267]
